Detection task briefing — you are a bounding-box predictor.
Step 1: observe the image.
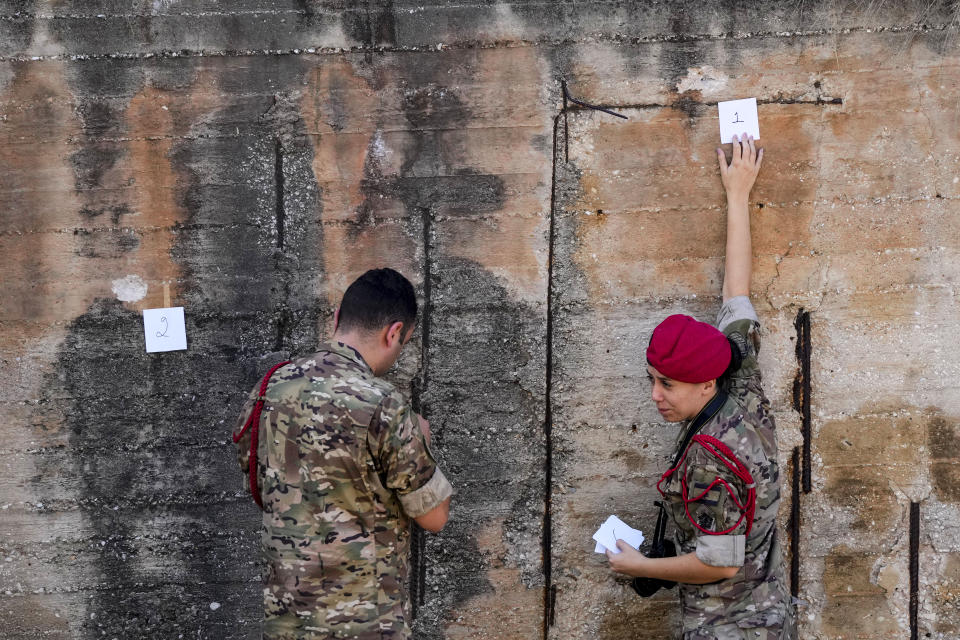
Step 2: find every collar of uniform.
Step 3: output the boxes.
[318,341,373,374]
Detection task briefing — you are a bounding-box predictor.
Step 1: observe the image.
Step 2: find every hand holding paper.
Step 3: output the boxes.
[717,98,759,144]
[592,515,644,554]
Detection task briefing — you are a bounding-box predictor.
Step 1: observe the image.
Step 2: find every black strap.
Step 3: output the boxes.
[652,501,669,545]
[670,391,728,468]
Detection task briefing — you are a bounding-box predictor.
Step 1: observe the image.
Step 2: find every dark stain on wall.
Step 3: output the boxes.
[663,8,706,84]
[37,298,266,639]
[70,143,124,192]
[824,470,898,533]
[34,44,324,638]
[929,412,960,502]
[62,58,145,276]
[0,0,36,56]
[342,51,546,634]
[928,412,959,459]
[422,255,546,620]
[341,0,397,49]
[74,227,140,258]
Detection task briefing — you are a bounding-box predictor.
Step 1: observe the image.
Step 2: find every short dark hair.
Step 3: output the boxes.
[337,268,418,334]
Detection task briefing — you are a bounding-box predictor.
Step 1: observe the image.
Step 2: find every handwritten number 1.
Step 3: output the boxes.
[732,112,744,124]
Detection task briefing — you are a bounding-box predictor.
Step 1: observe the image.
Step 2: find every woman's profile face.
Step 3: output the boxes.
[646,365,715,423]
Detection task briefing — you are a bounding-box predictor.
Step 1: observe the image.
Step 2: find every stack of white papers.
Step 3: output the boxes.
[592,515,644,554]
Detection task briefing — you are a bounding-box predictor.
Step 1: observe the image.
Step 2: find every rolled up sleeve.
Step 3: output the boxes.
[716,295,759,332]
[374,392,454,519]
[696,534,745,567]
[398,468,453,518]
[683,448,749,568]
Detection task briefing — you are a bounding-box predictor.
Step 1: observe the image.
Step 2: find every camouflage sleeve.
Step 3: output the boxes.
[716,296,762,387]
[232,385,260,474]
[374,393,453,519]
[683,451,748,568]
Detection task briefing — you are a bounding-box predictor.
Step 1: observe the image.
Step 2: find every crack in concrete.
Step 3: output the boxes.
[915,82,944,198]
[764,240,796,311]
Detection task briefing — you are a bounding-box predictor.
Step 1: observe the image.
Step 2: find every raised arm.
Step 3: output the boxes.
[717,134,763,301]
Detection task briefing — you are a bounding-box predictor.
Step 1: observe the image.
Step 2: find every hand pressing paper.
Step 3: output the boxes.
[593,515,644,554]
[717,97,760,144]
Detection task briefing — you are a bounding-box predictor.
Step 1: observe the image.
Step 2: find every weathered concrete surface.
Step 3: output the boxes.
[2,1,960,639]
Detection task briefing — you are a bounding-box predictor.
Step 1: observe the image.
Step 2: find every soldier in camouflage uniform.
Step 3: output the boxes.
[607,134,794,638]
[234,268,453,640]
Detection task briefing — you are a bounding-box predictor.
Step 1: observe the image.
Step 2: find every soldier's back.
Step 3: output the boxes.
[257,342,411,640]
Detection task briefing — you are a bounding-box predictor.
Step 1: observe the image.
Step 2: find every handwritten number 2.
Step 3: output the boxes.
[156,316,169,338]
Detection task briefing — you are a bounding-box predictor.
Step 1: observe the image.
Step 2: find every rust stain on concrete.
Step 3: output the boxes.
[0,61,85,342]
[303,59,418,306]
[126,82,202,310]
[929,413,960,502]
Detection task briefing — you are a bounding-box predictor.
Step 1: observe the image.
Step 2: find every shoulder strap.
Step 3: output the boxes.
[671,391,728,467]
[232,361,291,510]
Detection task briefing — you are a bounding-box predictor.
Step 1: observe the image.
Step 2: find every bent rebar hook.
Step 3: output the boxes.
[562,81,628,120]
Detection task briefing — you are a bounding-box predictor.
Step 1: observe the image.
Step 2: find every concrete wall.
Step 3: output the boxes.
[1,1,958,638]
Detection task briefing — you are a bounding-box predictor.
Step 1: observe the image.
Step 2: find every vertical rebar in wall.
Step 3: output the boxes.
[910,502,920,640]
[541,106,563,640]
[409,206,433,618]
[544,82,627,637]
[793,309,812,493]
[790,447,801,598]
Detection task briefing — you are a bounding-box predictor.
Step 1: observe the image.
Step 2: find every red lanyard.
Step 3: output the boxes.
[232,361,291,510]
[660,434,757,536]
[655,393,756,537]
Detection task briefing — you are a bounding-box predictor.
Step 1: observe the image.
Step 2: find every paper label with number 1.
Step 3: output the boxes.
[717,97,760,144]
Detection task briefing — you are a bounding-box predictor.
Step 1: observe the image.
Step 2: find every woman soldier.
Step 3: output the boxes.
[606,134,794,639]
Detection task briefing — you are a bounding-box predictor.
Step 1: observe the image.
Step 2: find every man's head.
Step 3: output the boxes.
[645,314,731,422]
[333,268,418,376]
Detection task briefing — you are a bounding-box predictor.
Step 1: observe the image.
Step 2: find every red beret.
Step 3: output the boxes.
[646,314,731,383]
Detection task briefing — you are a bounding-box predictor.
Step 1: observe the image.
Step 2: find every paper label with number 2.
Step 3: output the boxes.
[143,307,188,353]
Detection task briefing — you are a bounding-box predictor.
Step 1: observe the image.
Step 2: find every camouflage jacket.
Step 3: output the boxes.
[234,342,453,640]
[660,297,790,634]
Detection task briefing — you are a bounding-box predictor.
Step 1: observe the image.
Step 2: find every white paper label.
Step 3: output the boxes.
[143,307,188,353]
[717,97,760,144]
